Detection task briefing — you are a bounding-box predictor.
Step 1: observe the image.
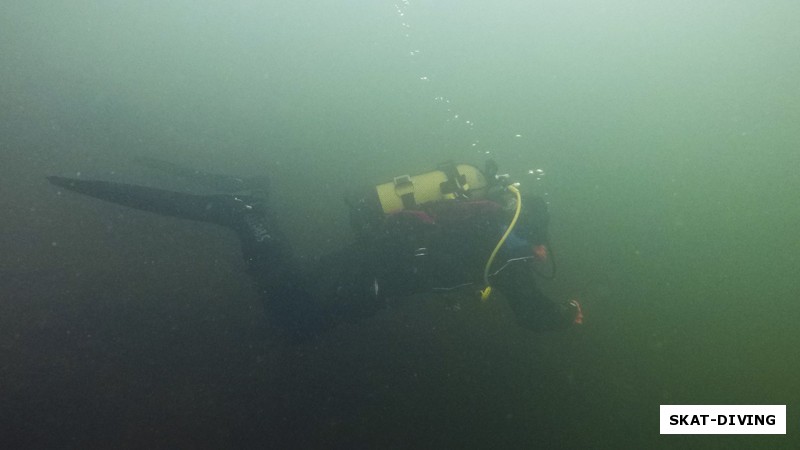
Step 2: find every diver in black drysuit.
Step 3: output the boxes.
[47,161,581,340]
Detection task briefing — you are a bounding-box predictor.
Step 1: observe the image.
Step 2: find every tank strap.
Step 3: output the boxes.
[393,174,417,209]
[437,161,466,197]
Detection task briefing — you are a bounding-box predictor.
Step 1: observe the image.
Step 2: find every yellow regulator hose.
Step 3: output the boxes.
[480,184,522,301]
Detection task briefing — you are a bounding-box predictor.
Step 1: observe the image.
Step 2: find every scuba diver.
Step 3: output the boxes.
[47,159,583,340]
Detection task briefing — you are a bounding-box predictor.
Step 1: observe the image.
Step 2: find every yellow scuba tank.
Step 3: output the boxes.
[375,162,489,213]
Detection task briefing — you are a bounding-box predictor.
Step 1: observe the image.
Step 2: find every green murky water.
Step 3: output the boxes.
[2,1,798,447]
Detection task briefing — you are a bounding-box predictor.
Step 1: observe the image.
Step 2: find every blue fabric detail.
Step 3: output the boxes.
[499,226,531,258]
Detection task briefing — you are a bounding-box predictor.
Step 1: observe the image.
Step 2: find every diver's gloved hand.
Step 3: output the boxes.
[568,299,584,325]
[533,244,548,262]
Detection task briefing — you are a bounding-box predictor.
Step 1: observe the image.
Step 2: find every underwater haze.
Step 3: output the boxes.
[2,0,799,448]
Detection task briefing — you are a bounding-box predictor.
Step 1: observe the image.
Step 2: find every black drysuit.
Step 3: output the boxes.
[47,175,576,339]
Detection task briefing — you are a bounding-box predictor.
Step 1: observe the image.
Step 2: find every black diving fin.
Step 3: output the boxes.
[47,176,259,227]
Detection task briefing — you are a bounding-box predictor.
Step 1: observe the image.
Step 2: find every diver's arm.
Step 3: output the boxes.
[492,259,577,332]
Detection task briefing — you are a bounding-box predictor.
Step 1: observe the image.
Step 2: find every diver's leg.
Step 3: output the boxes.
[307,243,386,321]
[47,175,331,338]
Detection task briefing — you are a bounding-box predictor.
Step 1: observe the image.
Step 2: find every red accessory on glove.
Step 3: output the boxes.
[533,244,548,261]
